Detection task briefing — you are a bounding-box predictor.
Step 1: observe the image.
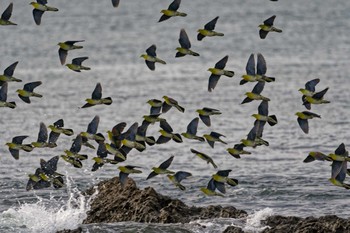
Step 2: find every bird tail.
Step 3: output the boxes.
[47,6,59,11]
[156,58,166,64]
[195,136,205,142]
[7,102,16,109]
[321,100,331,104]
[272,27,282,33]
[256,137,269,146]
[226,178,239,186]
[73,45,83,50]
[262,96,270,101]
[268,115,278,126]
[62,128,74,136]
[145,136,156,146]
[176,12,187,17]
[22,144,34,152]
[33,93,43,98]
[224,70,235,77]
[172,134,183,143]
[103,97,113,105]
[190,51,200,56]
[177,184,186,191]
[263,76,275,82]
[13,78,22,82]
[214,32,224,36]
[82,66,91,70]
[240,79,248,85]
[175,105,185,113]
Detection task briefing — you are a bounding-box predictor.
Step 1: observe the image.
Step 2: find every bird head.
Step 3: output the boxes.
[258,24,264,29]
[160,10,167,14]
[140,54,146,59]
[295,112,303,117]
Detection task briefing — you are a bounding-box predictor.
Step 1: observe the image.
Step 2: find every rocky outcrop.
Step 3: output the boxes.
[83,176,247,224]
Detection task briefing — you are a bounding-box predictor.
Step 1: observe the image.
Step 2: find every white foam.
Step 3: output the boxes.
[0,176,98,233]
[243,207,274,232]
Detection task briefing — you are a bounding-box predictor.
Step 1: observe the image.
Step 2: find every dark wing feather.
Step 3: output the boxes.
[168,0,181,11]
[37,122,48,143]
[204,16,219,30]
[0,82,8,102]
[146,45,156,57]
[58,48,68,65]
[23,81,42,92]
[214,55,228,69]
[87,116,100,134]
[297,118,309,134]
[246,54,255,76]
[256,53,267,75]
[33,9,44,25]
[335,143,346,156]
[111,0,120,7]
[4,61,18,77]
[252,81,265,95]
[263,15,276,26]
[208,74,220,92]
[72,57,88,66]
[312,88,329,100]
[258,100,269,116]
[186,117,199,135]
[145,61,155,71]
[1,3,13,21]
[305,78,320,92]
[179,29,191,49]
[91,83,102,100]
[159,155,174,169]
[70,135,82,153]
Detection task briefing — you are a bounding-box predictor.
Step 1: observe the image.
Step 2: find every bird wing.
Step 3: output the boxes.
[24,81,42,92]
[174,171,192,182]
[48,131,60,144]
[146,171,158,180]
[58,48,68,65]
[18,95,30,104]
[254,120,265,138]
[97,142,108,158]
[70,135,82,153]
[210,131,225,138]
[216,169,232,177]
[246,54,256,76]
[37,0,48,4]
[252,81,265,95]
[156,135,171,144]
[87,115,100,134]
[234,143,245,150]
[159,119,173,133]
[0,82,8,102]
[214,55,228,69]
[197,33,205,41]
[119,171,129,186]
[199,115,211,127]
[150,106,161,115]
[207,178,216,191]
[247,125,257,141]
[331,160,345,180]
[256,53,267,75]
[111,122,127,138]
[312,87,329,100]
[145,61,155,71]
[168,0,181,11]
[259,29,269,39]
[186,117,199,135]
[335,143,346,156]
[53,119,64,128]
[179,29,191,49]
[305,78,320,92]
[159,155,174,169]
[12,135,28,144]
[258,100,269,116]
[158,14,171,22]
[204,16,219,30]
[213,180,226,194]
[3,61,18,77]
[9,148,19,160]
[72,57,88,66]
[297,118,309,134]
[37,122,48,143]
[162,102,172,113]
[303,111,320,118]
[263,15,276,26]
[1,3,13,21]
[111,0,120,7]
[208,74,220,92]
[65,40,84,45]
[41,156,59,175]
[206,139,215,148]
[146,45,157,57]
[335,161,347,183]
[33,9,44,26]
[124,122,138,141]
[91,83,102,100]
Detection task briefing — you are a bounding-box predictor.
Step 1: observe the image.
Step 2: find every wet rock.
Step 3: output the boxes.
[56,227,82,233]
[83,176,247,224]
[223,226,244,233]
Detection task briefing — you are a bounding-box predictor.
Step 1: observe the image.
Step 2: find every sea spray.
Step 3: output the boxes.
[243,207,274,232]
[0,175,98,233]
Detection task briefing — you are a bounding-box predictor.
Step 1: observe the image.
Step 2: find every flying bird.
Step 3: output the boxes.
[0,82,16,109]
[190,148,217,168]
[82,83,112,108]
[181,117,205,142]
[227,143,251,159]
[0,3,16,25]
[167,171,192,191]
[0,61,21,86]
[200,178,224,197]
[303,151,331,163]
[157,120,182,144]
[31,122,57,148]
[302,87,330,109]
[6,136,33,160]
[162,96,185,113]
[208,55,234,92]
[211,169,239,194]
[61,135,87,168]
[241,81,270,104]
[258,15,282,39]
[196,107,221,127]
[146,155,175,180]
[175,29,199,57]
[66,57,91,72]
[251,100,278,126]
[140,45,166,71]
[158,0,186,22]
[30,0,58,25]
[118,165,142,187]
[16,81,42,104]
[111,0,120,8]
[57,40,84,65]
[48,119,74,145]
[241,53,275,85]
[197,16,224,41]
[203,131,227,148]
[295,111,321,134]
[147,98,163,115]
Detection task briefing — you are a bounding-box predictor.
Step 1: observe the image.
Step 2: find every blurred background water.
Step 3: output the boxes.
[0,0,349,232]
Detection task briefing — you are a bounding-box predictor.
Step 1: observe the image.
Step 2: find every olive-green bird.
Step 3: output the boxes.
[30,0,58,25]
[298,78,320,98]
[61,134,87,168]
[208,55,234,92]
[111,0,120,8]
[212,169,239,194]
[92,141,118,172]
[80,115,105,143]
[240,53,275,85]
[197,16,224,41]
[196,107,221,127]
[240,121,269,148]
[329,158,350,189]
[0,82,16,109]
[105,143,126,162]
[295,111,320,134]
[146,155,175,180]
[200,178,224,197]
[227,143,251,159]
[303,151,331,163]
[39,156,65,189]
[31,122,57,148]
[135,121,156,151]
[162,95,185,113]
[57,40,84,65]
[66,57,90,72]
[6,135,33,160]
[119,122,146,156]
[26,168,51,191]
[107,122,127,148]
[48,119,74,146]
[140,45,166,71]
[167,171,192,191]
[157,120,182,144]
[303,87,330,110]
[118,165,142,187]
[241,81,270,104]
[0,3,16,25]
[190,148,217,168]
[142,114,165,128]
[147,98,163,115]
[251,100,278,126]
[259,15,282,39]
[203,131,227,148]
[328,143,350,162]
[176,29,199,57]
[158,0,186,22]
[16,81,42,104]
[82,83,112,108]
[181,117,204,142]
[0,61,21,86]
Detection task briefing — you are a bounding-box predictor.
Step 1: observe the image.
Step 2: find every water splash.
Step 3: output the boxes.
[243,207,274,232]
[0,176,98,233]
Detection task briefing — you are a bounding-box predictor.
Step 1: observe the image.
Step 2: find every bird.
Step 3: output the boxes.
[240,53,275,85]
[295,111,321,134]
[227,143,251,159]
[181,117,205,142]
[6,136,33,160]
[0,82,16,109]
[251,100,278,126]
[157,120,183,144]
[203,131,227,148]
[327,143,350,162]
[48,119,74,145]
[61,135,87,168]
[0,3,16,26]
[167,171,192,190]
[158,0,186,22]
[119,122,145,156]
[196,107,221,127]
[92,140,118,172]
[30,0,58,25]
[162,96,185,113]
[147,99,163,115]
[135,122,156,151]
[329,146,350,189]
[26,168,51,191]
[0,61,21,86]
[299,79,321,110]
[66,57,90,72]
[57,40,84,65]
[105,142,126,162]
[118,165,142,187]
[142,114,165,127]
[107,122,127,148]
[258,15,282,39]
[208,55,234,92]
[176,29,199,57]
[303,151,332,163]
[16,81,42,104]
[146,155,175,180]
[39,156,64,189]
[140,45,166,71]
[303,88,330,109]
[197,16,224,41]
[241,81,270,104]
[80,115,105,143]
[240,121,269,148]
[82,83,112,108]
[200,178,224,197]
[111,0,120,7]
[212,169,239,194]
[190,148,217,168]
[31,122,57,148]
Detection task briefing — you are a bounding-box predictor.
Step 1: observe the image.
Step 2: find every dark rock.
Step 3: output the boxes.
[56,227,82,233]
[223,226,244,233]
[83,176,247,224]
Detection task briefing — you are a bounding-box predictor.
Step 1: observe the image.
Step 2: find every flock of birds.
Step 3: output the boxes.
[1,0,348,196]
